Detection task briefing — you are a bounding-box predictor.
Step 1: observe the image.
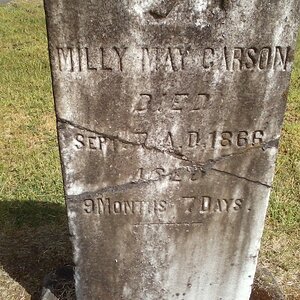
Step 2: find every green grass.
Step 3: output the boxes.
[0,1,299,299]
[0,0,64,205]
[269,41,300,231]
[0,4,69,293]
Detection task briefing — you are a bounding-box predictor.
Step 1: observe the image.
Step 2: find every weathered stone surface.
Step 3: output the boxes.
[44,1,300,299]
[39,266,284,300]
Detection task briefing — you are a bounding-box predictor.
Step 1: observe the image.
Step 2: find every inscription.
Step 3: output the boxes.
[208,130,264,149]
[148,129,265,150]
[182,196,244,214]
[73,130,265,153]
[82,195,245,219]
[83,198,167,216]
[142,47,188,71]
[223,46,291,71]
[148,130,264,150]
[133,92,210,113]
[54,46,292,72]
[56,47,127,72]
[75,134,107,151]
[72,131,147,153]
[132,167,197,183]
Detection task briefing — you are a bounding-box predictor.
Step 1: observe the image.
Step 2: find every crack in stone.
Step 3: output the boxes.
[68,166,200,198]
[58,117,278,166]
[57,117,188,162]
[199,138,279,172]
[210,168,271,188]
[68,163,270,200]
[58,117,144,147]
[68,179,153,200]
[58,117,277,190]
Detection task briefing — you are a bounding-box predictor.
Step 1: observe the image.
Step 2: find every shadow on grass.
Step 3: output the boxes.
[0,200,285,300]
[0,200,73,300]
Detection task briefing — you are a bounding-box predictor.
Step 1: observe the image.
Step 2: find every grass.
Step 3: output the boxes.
[0,2,69,299]
[0,1,299,299]
[0,0,63,204]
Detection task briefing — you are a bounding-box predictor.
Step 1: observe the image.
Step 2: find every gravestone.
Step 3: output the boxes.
[44,0,300,299]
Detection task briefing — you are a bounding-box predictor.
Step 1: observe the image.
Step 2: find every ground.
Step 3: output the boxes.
[0,1,299,299]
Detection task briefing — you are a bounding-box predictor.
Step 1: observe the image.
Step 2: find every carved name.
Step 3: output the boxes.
[54,46,291,73]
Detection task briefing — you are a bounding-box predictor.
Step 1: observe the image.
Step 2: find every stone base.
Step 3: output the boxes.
[41,266,284,300]
[250,268,285,300]
[41,265,75,300]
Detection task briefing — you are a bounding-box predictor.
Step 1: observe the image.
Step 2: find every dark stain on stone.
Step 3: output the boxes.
[219,0,230,10]
[262,139,279,151]
[149,0,179,19]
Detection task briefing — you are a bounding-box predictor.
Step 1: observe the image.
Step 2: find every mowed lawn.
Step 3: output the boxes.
[0,1,299,299]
